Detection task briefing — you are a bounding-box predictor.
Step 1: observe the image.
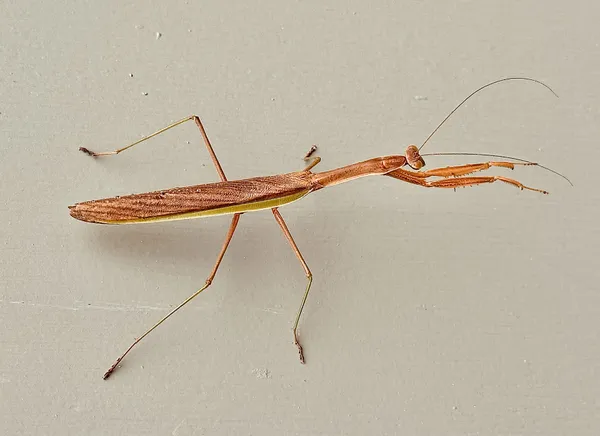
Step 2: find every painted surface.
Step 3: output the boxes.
[1,2,598,435]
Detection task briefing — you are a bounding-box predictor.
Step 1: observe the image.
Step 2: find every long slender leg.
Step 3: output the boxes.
[386,166,548,194]
[271,208,312,364]
[103,213,241,379]
[80,115,228,182]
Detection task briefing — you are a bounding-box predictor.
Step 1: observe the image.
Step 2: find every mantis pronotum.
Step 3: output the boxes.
[69,77,569,379]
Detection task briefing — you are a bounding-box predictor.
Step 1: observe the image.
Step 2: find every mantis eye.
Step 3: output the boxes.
[406,145,425,170]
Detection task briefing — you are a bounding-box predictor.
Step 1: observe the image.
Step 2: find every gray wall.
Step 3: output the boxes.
[1,1,598,434]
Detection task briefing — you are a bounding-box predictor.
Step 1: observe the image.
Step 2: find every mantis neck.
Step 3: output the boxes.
[310,155,407,190]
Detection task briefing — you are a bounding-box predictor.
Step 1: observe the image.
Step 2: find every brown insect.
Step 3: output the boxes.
[69,77,570,379]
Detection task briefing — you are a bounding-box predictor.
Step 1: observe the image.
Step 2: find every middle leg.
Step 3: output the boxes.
[271,208,313,364]
[303,145,321,171]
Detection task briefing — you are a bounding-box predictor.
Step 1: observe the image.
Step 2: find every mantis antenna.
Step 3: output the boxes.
[419,77,559,152]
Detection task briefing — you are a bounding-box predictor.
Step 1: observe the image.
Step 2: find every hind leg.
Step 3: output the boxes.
[80,115,228,181]
[103,213,242,379]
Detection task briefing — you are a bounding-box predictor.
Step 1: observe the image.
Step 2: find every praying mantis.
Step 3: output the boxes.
[69,77,570,379]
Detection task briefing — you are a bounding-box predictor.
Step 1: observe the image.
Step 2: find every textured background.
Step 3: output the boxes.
[1,1,599,434]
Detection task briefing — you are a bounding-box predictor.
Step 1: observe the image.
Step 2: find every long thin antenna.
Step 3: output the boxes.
[421,151,572,186]
[419,77,559,152]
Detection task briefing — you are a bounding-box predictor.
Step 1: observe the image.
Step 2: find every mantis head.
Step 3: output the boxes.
[405,145,425,170]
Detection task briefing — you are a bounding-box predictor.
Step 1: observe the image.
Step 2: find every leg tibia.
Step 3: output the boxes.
[428,175,548,193]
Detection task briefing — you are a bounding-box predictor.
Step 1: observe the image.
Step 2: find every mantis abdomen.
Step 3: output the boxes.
[69,172,314,224]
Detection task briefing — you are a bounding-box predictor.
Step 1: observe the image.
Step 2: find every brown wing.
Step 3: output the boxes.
[69,172,314,224]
